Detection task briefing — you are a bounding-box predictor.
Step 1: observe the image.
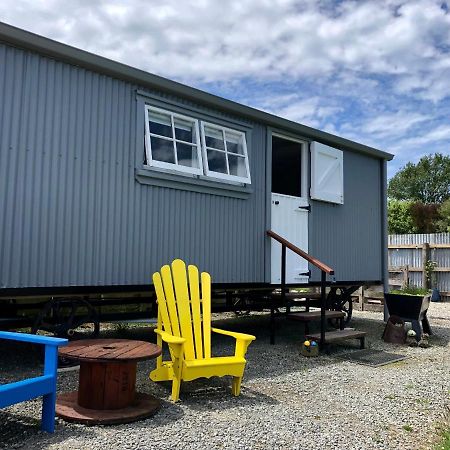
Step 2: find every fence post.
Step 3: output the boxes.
[422,243,430,289]
[402,265,409,287]
[357,286,364,311]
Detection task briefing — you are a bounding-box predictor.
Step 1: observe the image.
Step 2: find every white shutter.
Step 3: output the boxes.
[310,142,344,204]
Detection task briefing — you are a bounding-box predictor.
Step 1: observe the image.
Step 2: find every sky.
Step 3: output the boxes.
[1,0,449,177]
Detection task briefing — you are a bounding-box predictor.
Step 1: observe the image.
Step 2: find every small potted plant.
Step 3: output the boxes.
[384,284,432,341]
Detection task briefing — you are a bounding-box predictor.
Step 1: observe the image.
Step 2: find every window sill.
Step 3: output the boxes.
[135,167,253,199]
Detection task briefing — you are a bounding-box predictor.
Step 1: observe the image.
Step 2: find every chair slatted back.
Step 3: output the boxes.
[153,259,212,360]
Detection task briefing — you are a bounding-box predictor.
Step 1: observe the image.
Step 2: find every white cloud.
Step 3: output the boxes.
[0,0,449,176]
[392,124,450,148]
[362,111,430,138]
[1,1,449,90]
[241,92,343,129]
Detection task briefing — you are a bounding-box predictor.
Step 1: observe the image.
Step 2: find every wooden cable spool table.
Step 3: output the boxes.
[56,339,162,425]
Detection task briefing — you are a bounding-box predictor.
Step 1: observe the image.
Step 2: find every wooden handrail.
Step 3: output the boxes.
[267,230,335,275]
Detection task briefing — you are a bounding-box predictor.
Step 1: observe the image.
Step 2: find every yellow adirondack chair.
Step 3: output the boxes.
[150,259,256,401]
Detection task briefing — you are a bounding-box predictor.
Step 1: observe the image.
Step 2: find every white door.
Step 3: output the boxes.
[270,193,309,284]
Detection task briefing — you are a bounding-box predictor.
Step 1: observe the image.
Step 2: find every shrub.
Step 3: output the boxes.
[409,202,441,233]
[437,199,450,232]
[391,285,430,296]
[387,199,417,234]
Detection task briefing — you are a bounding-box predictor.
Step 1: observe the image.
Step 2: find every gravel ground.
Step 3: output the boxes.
[1,303,449,450]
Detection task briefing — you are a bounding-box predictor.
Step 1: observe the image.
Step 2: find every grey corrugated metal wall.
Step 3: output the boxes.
[309,151,383,282]
[0,42,266,289]
[388,233,450,293]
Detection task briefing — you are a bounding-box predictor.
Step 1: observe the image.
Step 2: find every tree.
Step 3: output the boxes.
[437,199,450,232]
[388,153,450,204]
[387,200,417,234]
[409,202,441,233]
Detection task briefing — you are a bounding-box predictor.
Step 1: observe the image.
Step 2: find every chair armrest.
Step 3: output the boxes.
[0,331,68,347]
[154,329,186,360]
[154,329,186,345]
[212,328,256,358]
[212,328,256,342]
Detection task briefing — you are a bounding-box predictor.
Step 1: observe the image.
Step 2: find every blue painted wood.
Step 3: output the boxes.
[0,331,68,433]
[42,345,59,432]
[0,331,67,346]
[0,375,54,408]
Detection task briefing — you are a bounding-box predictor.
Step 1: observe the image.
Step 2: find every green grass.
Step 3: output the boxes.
[402,425,413,432]
[391,286,430,296]
[435,428,450,450]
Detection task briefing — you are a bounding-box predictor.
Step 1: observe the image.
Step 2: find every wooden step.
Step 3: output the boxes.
[306,329,366,349]
[288,310,345,322]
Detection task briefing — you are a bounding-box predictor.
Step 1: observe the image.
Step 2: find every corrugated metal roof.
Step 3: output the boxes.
[0,21,393,162]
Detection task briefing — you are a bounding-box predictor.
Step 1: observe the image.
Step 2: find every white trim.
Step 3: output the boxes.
[144,105,203,176]
[271,132,306,144]
[200,121,251,185]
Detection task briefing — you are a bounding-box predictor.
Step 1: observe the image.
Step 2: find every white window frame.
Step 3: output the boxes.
[144,105,203,176]
[200,121,251,184]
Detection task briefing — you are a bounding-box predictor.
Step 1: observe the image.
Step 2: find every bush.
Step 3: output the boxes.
[387,200,417,234]
[437,199,450,232]
[409,202,441,233]
[391,285,430,296]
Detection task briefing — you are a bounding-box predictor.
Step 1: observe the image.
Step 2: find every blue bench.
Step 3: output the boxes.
[0,331,68,433]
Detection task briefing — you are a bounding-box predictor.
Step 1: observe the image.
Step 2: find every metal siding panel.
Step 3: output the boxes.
[54,62,72,286]
[131,124,267,285]
[1,46,26,287]
[0,43,266,288]
[309,150,383,282]
[388,233,450,292]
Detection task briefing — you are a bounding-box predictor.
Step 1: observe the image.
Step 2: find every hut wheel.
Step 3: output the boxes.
[31,297,100,339]
[326,287,353,326]
[232,295,251,316]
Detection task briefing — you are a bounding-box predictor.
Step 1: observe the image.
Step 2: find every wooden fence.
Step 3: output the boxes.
[353,233,450,310]
[388,234,450,300]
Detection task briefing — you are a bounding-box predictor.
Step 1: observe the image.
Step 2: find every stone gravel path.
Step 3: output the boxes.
[1,303,449,450]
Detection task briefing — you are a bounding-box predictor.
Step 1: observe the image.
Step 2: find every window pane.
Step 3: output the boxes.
[151,136,175,164]
[207,149,227,174]
[177,143,199,168]
[225,132,244,155]
[174,118,195,143]
[204,126,225,150]
[149,110,172,138]
[228,154,247,178]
